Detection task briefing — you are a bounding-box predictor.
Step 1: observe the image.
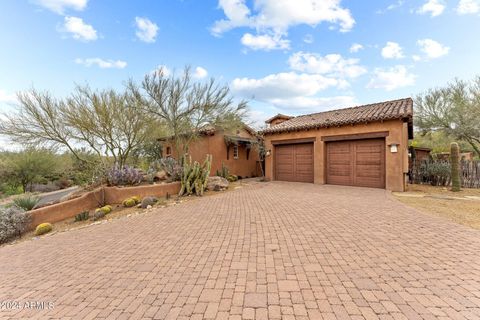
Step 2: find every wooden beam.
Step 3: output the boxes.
[321,131,389,142]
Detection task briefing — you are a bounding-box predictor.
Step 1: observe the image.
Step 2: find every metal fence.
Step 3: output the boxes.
[410,159,480,188]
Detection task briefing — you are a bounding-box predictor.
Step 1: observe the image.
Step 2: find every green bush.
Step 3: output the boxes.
[35,222,53,236]
[74,211,90,222]
[227,175,238,182]
[13,195,40,211]
[216,163,230,179]
[0,206,31,244]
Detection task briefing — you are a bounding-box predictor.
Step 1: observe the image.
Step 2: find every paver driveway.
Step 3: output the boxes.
[1,182,479,320]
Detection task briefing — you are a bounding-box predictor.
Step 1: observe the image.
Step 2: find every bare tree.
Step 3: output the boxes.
[128,66,248,156]
[0,86,161,167]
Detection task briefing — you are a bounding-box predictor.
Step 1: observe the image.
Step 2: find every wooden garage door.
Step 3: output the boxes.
[275,143,314,183]
[326,139,385,188]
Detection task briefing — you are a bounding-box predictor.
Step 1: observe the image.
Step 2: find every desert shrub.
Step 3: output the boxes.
[74,211,90,222]
[216,163,230,179]
[55,178,73,189]
[227,175,238,182]
[156,158,183,181]
[92,210,105,221]
[122,198,137,207]
[13,195,40,211]
[419,160,451,186]
[35,222,52,236]
[106,165,143,186]
[0,206,31,243]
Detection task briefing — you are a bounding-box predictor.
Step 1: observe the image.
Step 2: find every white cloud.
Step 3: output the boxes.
[241,33,290,51]
[377,0,404,14]
[0,90,17,105]
[135,17,159,43]
[350,43,364,53]
[75,58,127,69]
[193,66,208,79]
[288,52,367,79]
[34,0,88,14]
[212,0,355,36]
[457,0,480,14]
[62,16,97,41]
[417,0,446,17]
[412,55,422,61]
[367,65,416,91]
[381,41,404,59]
[150,65,171,77]
[303,34,314,44]
[417,39,450,59]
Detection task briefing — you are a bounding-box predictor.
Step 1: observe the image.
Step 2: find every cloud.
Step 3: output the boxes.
[417,39,450,59]
[212,0,355,36]
[367,65,416,91]
[288,52,367,79]
[135,17,159,43]
[61,16,97,41]
[151,65,171,77]
[303,34,314,44]
[193,67,208,79]
[0,90,17,105]
[457,0,480,14]
[376,0,404,14]
[75,58,127,69]
[34,0,88,14]
[350,43,364,53]
[381,41,404,59]
[417,0,446,17]
[241,33,290,51]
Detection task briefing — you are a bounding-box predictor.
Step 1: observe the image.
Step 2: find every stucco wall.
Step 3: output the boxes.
[263,119,409,192]
[163,128,261,178]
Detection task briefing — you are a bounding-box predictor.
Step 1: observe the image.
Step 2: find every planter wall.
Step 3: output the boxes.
[28,182,181,230]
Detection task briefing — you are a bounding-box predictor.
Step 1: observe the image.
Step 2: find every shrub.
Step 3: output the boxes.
[155,158,183,181]
[216,163,230,179]
[13,195,40,211]
[106,165,143,186]
[92,210,105,221]
[35,222,52,236]
[74,211,90,222]
[227,175,238,182]
[122,198,137,207]
[0,206,31,244]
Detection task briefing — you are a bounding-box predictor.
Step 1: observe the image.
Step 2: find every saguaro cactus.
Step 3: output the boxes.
[450,142,461,192]
[179,154,212,196]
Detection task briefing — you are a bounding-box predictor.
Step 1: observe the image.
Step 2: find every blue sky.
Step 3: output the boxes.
[0,0,480,128]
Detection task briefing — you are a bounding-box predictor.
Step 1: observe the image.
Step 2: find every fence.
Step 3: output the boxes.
[410,159,480,188]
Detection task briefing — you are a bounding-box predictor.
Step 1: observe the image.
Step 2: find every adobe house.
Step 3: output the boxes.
[159,125,261,178]
[261,98,413,191]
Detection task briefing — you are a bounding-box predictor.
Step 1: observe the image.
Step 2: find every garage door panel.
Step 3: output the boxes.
[275,143,314,183]
[327,139,385,189]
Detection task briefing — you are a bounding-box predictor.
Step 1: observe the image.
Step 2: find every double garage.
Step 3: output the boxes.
[274,138,386,189]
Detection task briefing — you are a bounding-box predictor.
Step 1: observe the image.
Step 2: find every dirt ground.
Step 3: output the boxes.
[394,184,480,230]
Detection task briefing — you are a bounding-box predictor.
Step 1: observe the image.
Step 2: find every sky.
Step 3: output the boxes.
[0,0,480,131]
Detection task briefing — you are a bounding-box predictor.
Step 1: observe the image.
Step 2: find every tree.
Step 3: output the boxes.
[0,149,58,192]
[0,86,161,167]
[128,66,248,156]
[415,76,480,157]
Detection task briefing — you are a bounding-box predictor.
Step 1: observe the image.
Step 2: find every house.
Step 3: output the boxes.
[261,98,413,192]
[159,125,261,178]
[409,146,432,169]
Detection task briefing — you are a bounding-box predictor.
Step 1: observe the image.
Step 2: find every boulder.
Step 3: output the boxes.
[206,176,229,191]
[141,196,158,209]
[155,170,168,181]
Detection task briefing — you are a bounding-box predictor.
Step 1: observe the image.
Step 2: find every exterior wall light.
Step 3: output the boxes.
[265,149,272,157]
[389,143,399,153]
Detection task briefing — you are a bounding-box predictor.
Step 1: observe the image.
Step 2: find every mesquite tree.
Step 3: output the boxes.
[450,142,461,192]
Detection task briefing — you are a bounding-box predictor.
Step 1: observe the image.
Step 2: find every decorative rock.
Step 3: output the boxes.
[92,210,105,221]
[147,205,152,209]
[155,170,168,181]
[141,196,158,209]
[206,176,229,191]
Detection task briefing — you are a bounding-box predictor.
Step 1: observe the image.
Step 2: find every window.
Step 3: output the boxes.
[233,145,239,159]
[166,146,171,156]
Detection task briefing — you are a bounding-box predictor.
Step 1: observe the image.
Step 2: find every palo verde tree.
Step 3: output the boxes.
[127,66,248,157]
[0,86,161,168]
[415,76,480,157]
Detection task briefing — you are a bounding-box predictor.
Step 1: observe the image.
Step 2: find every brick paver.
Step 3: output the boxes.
[0,182,479,319]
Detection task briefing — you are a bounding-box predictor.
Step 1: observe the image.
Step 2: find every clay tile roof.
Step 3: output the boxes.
[264,113,293,124]
[261,98,413,135]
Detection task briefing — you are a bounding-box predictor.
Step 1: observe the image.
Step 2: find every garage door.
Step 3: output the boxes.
[275,143,314,183]
[326,139,385,188]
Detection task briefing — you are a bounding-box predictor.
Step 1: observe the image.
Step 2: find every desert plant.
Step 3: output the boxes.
[152,157,183,181]
[92,210,105,221]
[451,142,461,191]
[13,195,40,211]
[74,211,90,222]
[106,165,143,186]
[95,205,112,215]
[0,206,31,244]
[425,161,451,186]
[122,198,137,207]
[35,222,52,236]
[216,163,230,179]
[227,174,238,182]
[179,154,212,196]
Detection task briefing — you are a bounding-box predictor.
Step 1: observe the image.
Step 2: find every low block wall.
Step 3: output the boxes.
[28,182,181,230]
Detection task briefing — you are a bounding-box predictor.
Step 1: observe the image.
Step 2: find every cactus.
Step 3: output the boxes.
[122,198,137,207]
[179,154,212,196]
[95,205,112,215]
[450,142,461,192]
[35,222,53,236]
[74,211,90,222]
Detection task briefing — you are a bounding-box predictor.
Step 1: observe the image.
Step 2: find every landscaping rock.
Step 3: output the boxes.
[92,210,105,221]
[206,176,229,191]
[155,170,168,181]
[141,196,158,209]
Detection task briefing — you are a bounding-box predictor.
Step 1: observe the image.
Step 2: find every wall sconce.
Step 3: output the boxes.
[389,143,399,153]
[265,149,272,157]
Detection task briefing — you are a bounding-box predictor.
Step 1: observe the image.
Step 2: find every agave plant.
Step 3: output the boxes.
[13,195,40,211]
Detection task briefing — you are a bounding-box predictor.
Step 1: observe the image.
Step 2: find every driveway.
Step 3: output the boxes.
[0,182,479,319]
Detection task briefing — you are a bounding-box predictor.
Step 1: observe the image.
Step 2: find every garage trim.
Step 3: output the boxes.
[271,137,316,145]
[321,131,389,142]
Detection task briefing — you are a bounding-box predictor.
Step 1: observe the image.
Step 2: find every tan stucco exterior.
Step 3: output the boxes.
[263,119,410,192]
[161,128,261,178]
